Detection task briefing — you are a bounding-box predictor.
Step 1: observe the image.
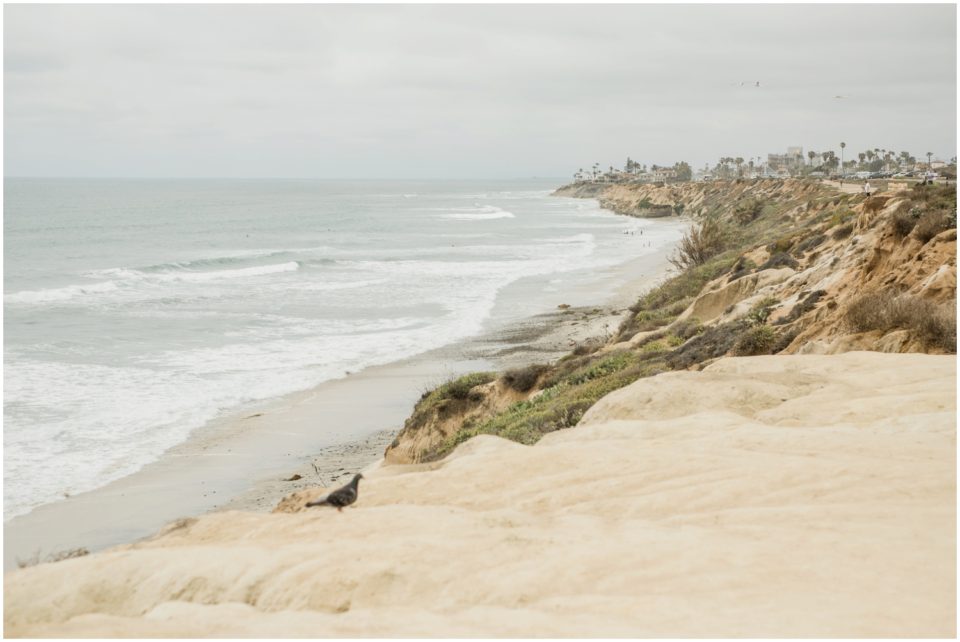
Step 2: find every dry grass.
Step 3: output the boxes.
[502,364,550,392]
[669,217,728,270]
[913,211,952,244]
[891,210,919,237]
[846,290,956,352]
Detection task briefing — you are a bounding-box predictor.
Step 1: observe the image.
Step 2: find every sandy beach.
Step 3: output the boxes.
[3,234,680,570]
[5,351,954,637]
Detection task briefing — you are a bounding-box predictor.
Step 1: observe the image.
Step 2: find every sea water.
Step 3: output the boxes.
[4,178,684,520]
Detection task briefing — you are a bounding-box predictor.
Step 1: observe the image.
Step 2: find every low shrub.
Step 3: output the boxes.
[669,217,729,270]
[729,255,757,280]
[732,325,777,356]
[671,317,703,340]
[913,211,952,243]
[733,198,765,225]
[846,290,957,352]
[571,336,608,356]
[666,319,751,369]
[792,233,826,256]
[746,297,779,325]
[829,209,856,227]
[831,222,854,240]
[890,210,919,237]
[442,372,496,400]
[767,235,797,255]
[501,364,549,393]
[760,252,799,271]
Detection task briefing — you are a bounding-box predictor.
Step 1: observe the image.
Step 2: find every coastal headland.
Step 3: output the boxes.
[5,177,956,637]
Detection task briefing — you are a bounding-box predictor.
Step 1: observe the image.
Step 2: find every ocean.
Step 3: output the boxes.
[4,178,684,521]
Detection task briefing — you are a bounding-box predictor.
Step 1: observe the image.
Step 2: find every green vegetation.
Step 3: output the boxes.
[733,325,777,356]
[733,198,766,225]
[438,372,496,401]
[403,179,956,464]
[426,350,654,461]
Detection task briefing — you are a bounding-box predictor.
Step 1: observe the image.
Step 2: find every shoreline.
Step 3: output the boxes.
[3,217,682,570]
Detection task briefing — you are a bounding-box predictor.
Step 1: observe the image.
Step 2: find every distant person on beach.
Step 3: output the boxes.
[863,181,872,196]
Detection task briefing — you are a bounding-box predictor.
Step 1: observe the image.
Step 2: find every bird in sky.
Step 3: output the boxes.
[834,95,848,99]
[306,473,363,511]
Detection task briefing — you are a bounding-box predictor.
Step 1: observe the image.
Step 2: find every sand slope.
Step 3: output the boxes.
[4,352,955,637]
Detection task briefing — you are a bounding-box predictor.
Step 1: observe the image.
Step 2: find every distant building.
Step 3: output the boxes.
[767,146,805,175]
[652,167,677,181]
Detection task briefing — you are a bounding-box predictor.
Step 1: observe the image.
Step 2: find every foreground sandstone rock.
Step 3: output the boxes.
[4,352,955,637]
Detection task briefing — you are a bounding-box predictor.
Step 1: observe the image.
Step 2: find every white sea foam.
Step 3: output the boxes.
[6,262,302,306]
[4,281,120,304]
[4,179,688,522]
[440,205,516,221]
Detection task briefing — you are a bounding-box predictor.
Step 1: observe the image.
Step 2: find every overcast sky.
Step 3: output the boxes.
[4,4,957,179]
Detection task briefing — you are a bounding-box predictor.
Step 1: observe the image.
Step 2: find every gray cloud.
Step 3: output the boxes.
[4,4,956,178]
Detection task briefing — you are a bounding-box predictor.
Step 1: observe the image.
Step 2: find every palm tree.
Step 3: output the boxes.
[926,151,933,168]
[735,157,744,177]
[808,150,816,166]
[840,142,846,177]
[858,152,866,168]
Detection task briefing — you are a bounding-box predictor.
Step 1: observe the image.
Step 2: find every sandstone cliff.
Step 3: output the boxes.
[5,353,956,637]
[385,179,956,464]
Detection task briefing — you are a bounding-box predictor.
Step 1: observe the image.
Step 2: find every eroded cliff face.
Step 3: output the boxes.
[384,179,956,464]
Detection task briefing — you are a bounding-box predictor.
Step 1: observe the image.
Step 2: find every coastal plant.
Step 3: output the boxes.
[846,290,957,352]
[831,223,854,240]
[666,319,751,369]
[760,252,799,271]
[767,234,798,255]
[440,372,496,401]
[671,318,703,340]
[792,233,826,256]
[669,216,729,270]
[426,361,656,461]
[890,210,920,237]
[640,339,668,354]
[501,364,549,393]
[732,325,777,356]
[729,255,757,280]
[829,209,856,227]
[746,297,779,325]
[913,211,952,243]
[564,350,640,386]
[733,198,765,225]
[571,334,609,356]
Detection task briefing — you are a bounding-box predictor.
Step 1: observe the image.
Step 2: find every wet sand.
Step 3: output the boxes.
[3,236,680,570]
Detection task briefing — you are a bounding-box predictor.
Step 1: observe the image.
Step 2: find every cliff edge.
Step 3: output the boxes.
[5,352,955,637]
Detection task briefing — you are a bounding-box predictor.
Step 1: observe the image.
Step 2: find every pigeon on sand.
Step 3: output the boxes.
[306,473,363,511]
